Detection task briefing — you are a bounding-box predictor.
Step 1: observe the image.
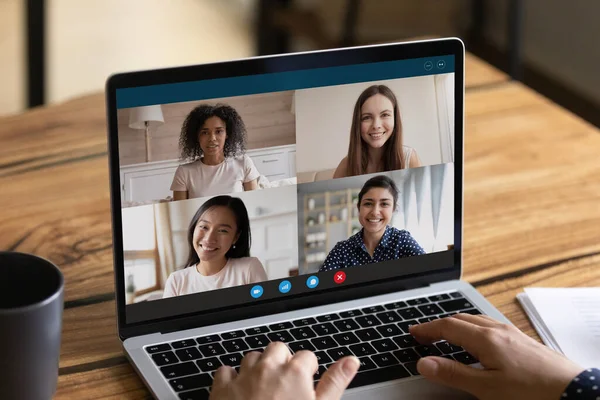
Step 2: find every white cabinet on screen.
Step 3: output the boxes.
[251,213,299,279]
[120,144,296,205]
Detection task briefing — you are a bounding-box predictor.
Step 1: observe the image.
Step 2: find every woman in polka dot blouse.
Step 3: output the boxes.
[319,175,425,272]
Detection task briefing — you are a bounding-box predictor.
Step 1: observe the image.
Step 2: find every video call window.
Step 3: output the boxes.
[296,75,455,182]
[117,91,297,208]
[116,71,456,306]
[122,186,298,304]
[297,164,454,274]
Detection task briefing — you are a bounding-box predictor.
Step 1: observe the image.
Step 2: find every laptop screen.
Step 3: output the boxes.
[113,51,458,325]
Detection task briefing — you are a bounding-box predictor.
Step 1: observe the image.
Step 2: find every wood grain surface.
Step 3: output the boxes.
[2,54,599,399]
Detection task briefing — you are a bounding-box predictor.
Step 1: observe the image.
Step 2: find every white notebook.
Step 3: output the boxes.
[517,287,600,368]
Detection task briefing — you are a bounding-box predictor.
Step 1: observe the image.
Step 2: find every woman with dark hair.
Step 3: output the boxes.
[333,85,421,179]
[163,195,267,297]
[319,175,425,272]
[170,104,260,201]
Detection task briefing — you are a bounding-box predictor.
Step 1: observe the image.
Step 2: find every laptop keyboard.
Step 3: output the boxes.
[145,291,480,400]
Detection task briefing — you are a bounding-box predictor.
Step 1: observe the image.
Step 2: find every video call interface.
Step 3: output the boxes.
[117,56,457,323]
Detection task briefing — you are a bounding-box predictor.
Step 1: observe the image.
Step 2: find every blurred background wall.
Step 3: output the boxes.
[1,0,598,126]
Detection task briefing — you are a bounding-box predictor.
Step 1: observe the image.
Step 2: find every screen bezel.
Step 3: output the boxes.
[105,38,464,340]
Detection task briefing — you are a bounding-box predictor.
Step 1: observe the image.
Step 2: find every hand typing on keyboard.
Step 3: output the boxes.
[209,341,359,400]
[409,314,585,400]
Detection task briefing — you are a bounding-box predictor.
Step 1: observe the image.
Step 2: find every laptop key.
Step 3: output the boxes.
[415,345,442,357]
[372,338,399,352]
[358,357,377,371]
[289,340,316,352]
[333,332,360,346]
[267,330,294,343]
[196,357,222,372]
[243,348,264,356]
[311,336,338,350]
[172,339,198,349]
[439,299,474,312]
[245,326,269,336]
[453,352,478,365]
[245,334,270,349]
[418,303,444,316]
[418,317,438,324]
[198,343,226,357]
[397,307,423,320]
[348,365,410,388]
[428,294,451,302]
[269,322,293,331]
[176,347,203,361]
[406,297,429,306]
[178,388,210,400]
[436,341,463,354]
[361,305,385,314]
[355,328,382,342]
[398,320,419,334]
[222,339,249,353]
[384,301,408,310]
[339,309,362,318]
[146,343,171,354]
[371,352,399,368]
[393,348,420,363]
[219,353,243,367]
[293,317,317,327]
[462,308,482,315]
[152,351,179,366]
[449,292,463,299]
[314,351,332,364]
[169,374,212,392]
[195,335,220,345]
[376,324,402,338]
[393,334,418,349]
[161,362,200,379]
[290,327,317,340]
[221,330,245,340]
[349,343,376,357]
[316,313,340,322]
[376,311,402,324]
[314,364,329,381]
[355,315,382,328]
[327,346,353,361]
[333,319,360,332]
[404,362,419,375]
[312,322,339,336]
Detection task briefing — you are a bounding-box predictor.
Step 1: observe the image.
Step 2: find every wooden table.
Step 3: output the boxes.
[1,53,600,398]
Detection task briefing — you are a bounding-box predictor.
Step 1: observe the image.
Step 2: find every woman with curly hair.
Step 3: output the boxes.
[170,104,260,200]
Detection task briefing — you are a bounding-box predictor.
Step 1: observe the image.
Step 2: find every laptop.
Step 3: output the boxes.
[105,37,509,399]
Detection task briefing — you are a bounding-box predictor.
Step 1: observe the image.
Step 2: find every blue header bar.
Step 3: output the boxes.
[116,55,454,109]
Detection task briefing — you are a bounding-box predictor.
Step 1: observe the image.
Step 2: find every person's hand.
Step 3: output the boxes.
[409,314,584,400]
[209,341,360,400]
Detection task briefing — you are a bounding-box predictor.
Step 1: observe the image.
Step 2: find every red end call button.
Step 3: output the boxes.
[333,271,346,284]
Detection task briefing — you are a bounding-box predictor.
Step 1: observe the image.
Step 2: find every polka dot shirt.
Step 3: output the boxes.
[562,368,600,399]
[319,225,425,272]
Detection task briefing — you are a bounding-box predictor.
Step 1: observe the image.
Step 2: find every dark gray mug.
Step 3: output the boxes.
[0,251,64,400]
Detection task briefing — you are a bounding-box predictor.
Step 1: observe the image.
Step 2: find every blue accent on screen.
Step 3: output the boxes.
[116,55,455,109]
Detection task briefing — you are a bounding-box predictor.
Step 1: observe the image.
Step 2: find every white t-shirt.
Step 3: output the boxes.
[162,257,267,297]
[170,155,260,199]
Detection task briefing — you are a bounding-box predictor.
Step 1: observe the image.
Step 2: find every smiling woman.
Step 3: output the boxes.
[333,85,422,179]
[319,175,425,272]
[170,104,260,201]
[162,195,267,297]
